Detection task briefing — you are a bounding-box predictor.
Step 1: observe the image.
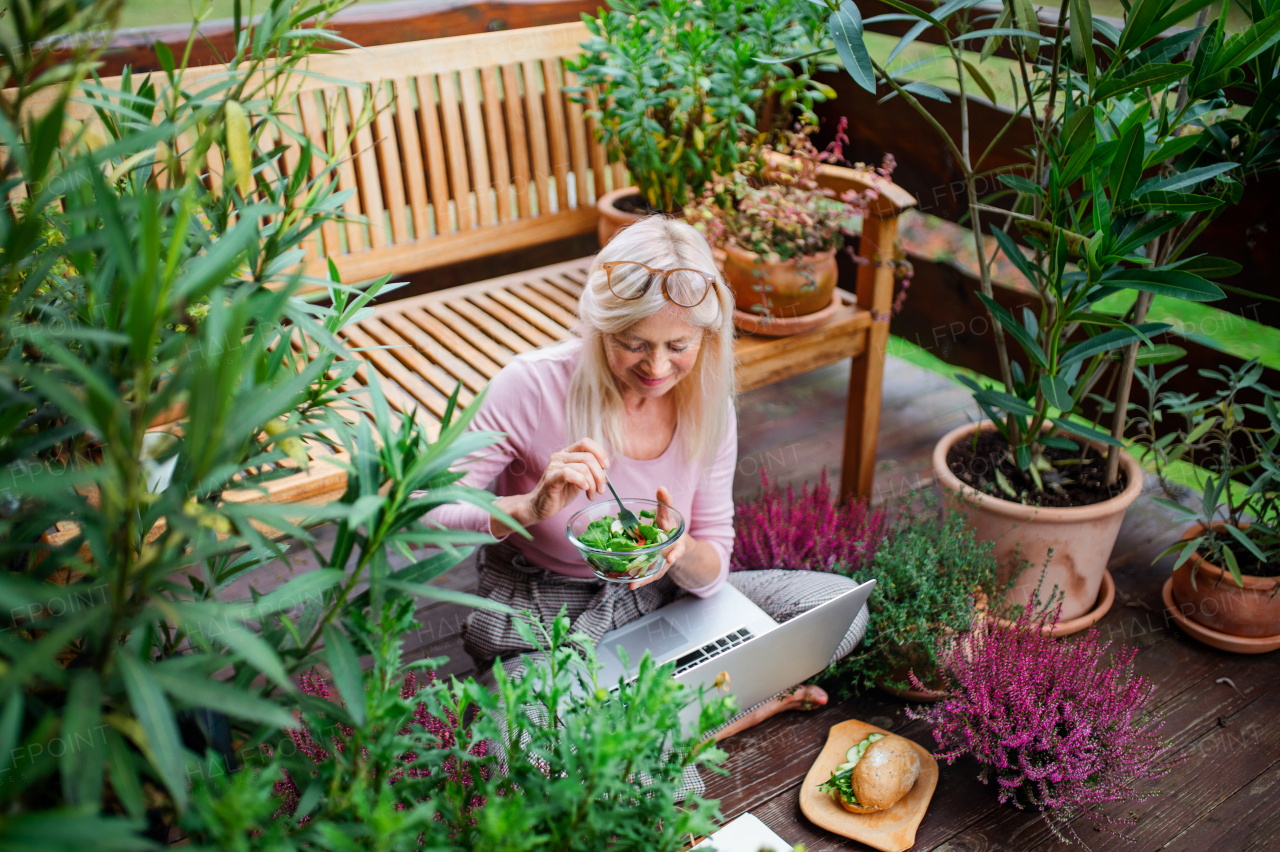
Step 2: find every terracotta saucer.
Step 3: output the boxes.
[732,292,841,337]
[799,719,938,852]
[993,569,1116,637]
[1162,578,1280,654]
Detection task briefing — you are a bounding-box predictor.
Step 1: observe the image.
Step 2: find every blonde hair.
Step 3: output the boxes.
[567,216,736,465]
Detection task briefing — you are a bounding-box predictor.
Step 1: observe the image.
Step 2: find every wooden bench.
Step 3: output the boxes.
[14,21,915,505]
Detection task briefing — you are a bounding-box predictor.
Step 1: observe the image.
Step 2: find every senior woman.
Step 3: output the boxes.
[429,216,868,741]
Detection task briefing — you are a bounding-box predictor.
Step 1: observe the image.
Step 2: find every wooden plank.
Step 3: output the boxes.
[436,71,473,231]
[458,68,496,227]
[541,56,570,212]
[416,74,452,237]
[393,78,430,242]
[511,282,577,329]
[398,306,504,380]
[303,205,597,282]
[342,324,450,419]
[524,276,581,314]
[422,301,514,368]
[584,85,609,200]
[379,309,494,391]
[453,295,543,352]
[295,91,342,258]
[501,63,533,220]
[480,65,512,223]
[372,81,409,245]
[346,84,388,249]
[358,315,480,404]
[325,87,366,253]
[521,59,552,216]
[486,287,569,340]
[562,66,591,207]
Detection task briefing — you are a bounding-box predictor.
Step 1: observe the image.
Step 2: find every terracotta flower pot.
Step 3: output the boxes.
[1171,523,1280,638]
[932,421,1143,629]
[719,243,838,322]
[596,186,646,246]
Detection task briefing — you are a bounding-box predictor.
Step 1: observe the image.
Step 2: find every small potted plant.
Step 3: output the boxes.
[821,495,1007,701]
[1152,358,1280,652]
[686,122,887,335]
[908,605,1173,843]
[571,0,831,243]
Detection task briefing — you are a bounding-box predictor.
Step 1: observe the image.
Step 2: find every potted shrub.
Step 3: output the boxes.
[571,0,831,244]
[686,122,889,335]
[820,495,1007,701]
[1152,358,1280,652]
[909,604,1173,843]
[826,0,1279,628]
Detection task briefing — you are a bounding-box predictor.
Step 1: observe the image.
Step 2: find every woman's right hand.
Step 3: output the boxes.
[491,438,610,536]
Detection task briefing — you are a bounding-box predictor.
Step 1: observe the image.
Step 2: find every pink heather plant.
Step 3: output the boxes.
[731,469,888,573]
[908,605,1173,844]
[273,668,488,820]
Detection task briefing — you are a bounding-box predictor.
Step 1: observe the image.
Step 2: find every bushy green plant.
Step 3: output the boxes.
[180,607,735,852]
[1153,357,1280,584]
[821,497,1005,696]
[571,0,832,213]
[823,0,1280,501]
[0,1,514,846]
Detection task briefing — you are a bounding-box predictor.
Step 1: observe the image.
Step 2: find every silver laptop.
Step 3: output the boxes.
[595,578,875,732]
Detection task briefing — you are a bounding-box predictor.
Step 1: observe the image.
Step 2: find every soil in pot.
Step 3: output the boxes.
[1215,538,1280,578]
[946,429,1127,509]
[614,193,664,216]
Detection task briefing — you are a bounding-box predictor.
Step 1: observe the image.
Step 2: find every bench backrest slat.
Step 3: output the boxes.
[5,23,624,283]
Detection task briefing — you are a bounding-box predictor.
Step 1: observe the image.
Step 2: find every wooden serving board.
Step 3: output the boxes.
[798,719,938,852]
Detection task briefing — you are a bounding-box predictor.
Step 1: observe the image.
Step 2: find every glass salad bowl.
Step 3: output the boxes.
[566,498,685,583]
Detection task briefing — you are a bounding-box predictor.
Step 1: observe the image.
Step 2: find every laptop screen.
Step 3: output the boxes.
[604,616,689,667]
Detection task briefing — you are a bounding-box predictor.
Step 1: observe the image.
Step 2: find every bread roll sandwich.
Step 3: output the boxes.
[817,732,921,814]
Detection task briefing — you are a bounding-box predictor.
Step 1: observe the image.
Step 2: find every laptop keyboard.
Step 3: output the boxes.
[672,627,755,675]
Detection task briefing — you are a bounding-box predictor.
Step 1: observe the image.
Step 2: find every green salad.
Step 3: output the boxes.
[575,509,671,580]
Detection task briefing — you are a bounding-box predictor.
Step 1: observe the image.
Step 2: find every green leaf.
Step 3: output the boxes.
[119,655,188,811]
[1136,162,1238,195]
[1040,374,1073,410]
[1219,540,1245,587]
[1109,122,1147,203]
[1102,268,1224,301]
[61,672,104,807]
[149,668,297,730]
[1223,523,1267,563]
[1130,190,1225,212]
[1070,0,1097,83]
[1167,255,1242,278]
[1060,322,1171,366]
[975,291,1048,367]
[831,2,876,94]
[1039,435,1079,451]
[999,174,1042,194]
[1061,105,1095,153]
[975,388,1038,416]
[323,624,367,726]
[248,569,344,616]
[219,624,295,693]
[385,579,516,614]
[962,58,999,104]
[1050,417,1124,446]
[1106,342,1187,365]
[1095,62,1191,100]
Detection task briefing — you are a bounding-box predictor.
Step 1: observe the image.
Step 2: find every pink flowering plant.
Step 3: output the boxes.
[908,604,1174,843]
[686,120,893,262]
[731,469,888,573]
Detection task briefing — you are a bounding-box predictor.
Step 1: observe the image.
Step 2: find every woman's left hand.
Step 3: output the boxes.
[629,486,688,590]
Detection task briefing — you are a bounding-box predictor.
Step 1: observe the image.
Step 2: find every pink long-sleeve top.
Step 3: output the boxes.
[428,339,735,598]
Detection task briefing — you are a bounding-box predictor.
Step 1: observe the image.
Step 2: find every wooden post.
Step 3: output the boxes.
[841,212,898,502]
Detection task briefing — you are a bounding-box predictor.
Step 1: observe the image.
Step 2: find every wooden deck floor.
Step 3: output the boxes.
[231,353,1278,852]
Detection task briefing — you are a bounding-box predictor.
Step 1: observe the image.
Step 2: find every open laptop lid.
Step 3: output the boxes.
[673,578,875,735]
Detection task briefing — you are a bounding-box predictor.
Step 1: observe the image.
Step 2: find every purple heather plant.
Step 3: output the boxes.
[731,469,888,573]
[908,604,1173,844]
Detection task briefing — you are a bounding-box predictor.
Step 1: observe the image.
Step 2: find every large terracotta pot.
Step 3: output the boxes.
[597,186,646,246]
[932,421,1143,628]
[1171,523,1280,637]
[719,243,838,320]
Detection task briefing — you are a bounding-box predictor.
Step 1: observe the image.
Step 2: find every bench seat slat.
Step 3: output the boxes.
[486,288,570,342]
[359,315,482,404]
[422,301,515,368]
